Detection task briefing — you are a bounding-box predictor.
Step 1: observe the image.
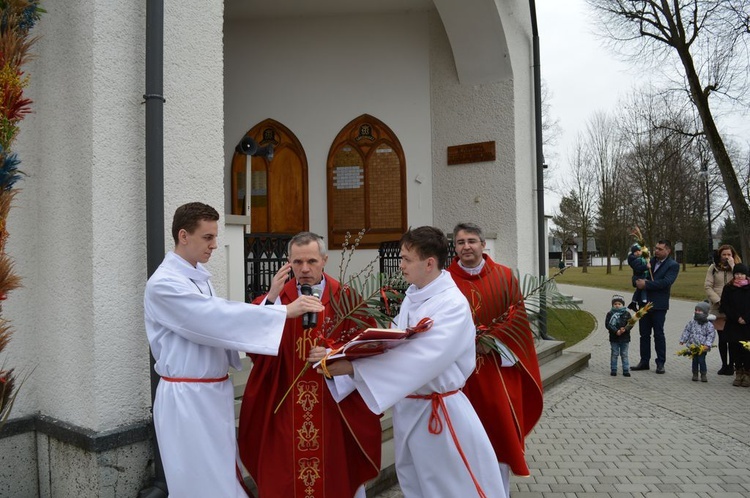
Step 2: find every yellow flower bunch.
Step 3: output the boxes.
[676,343,711,358]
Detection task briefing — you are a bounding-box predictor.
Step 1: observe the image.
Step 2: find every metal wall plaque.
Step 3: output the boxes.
[447,141,496,165]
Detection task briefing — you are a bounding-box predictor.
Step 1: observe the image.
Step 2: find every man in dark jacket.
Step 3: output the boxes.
[631,239,679,374]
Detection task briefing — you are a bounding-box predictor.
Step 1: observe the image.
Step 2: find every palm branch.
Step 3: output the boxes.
[0,367,16,429]
[0,361,34,432]
[472,265,579,357]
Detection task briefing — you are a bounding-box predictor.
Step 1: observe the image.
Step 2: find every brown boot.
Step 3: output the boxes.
[742,370,750,388]
[733,368,744,387]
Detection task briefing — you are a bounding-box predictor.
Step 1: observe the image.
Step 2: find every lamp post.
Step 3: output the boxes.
[698,167,712,263]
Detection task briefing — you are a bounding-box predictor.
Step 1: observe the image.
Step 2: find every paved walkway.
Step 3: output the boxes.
[374,284,750,497]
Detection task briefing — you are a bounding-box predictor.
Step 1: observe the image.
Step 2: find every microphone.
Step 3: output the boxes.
[300,284,320,328]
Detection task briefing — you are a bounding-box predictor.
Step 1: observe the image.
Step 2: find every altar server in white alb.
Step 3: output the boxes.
[144,202,323,498]
[315,226,505,497]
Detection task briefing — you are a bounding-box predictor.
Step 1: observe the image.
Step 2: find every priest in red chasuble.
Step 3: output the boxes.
[447,223,544,497]
[238,232,381,498]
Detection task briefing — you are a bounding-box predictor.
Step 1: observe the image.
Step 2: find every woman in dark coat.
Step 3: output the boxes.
[719,263,750,387]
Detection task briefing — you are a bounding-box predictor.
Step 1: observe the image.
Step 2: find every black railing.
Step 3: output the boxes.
[378,239,455,277]
[244,233,294,302]
[377,239,454,318]
[244,237,454,316]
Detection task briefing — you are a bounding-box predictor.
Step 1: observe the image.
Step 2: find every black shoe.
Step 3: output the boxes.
[611,371,617,376]
[627,302,639,312]
[718,366,734,375]
[655,365,665,374]
[631,363,649,371]
[623,372,631,377]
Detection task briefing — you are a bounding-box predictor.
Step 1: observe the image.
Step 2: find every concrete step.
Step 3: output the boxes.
[540,349,590,390]
[536,339,565,365]
[558,293,584,305]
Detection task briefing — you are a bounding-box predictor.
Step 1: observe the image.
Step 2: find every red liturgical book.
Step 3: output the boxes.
[335,328,412,358]
[313,328,412,366]
[313,318,434,367]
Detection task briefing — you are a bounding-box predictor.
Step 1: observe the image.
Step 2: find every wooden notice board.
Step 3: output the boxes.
[447,141,496,165]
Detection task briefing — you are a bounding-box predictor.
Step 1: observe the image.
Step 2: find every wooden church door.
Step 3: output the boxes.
[231,119,309,233]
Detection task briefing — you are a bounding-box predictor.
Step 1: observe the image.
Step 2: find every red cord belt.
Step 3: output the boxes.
[407,389,487,498]
[161,374,229,383]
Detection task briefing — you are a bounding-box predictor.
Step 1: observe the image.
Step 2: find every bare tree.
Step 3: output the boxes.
[587,0,750,262]
[618,90,706,253]
[587,111,626,273]
[559,139,598,272]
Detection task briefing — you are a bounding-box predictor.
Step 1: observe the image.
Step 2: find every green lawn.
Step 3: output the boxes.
[546,308,596,349]
[550,264,709,302]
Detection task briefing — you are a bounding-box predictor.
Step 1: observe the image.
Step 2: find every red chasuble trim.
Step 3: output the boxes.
[293,367,324,497]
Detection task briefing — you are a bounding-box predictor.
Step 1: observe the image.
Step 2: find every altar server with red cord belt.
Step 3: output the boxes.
[314,227,505,498]
[144,203,323,498]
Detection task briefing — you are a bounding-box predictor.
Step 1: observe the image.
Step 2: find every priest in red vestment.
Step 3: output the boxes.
[238,232,382,497]
[447,223,544,496]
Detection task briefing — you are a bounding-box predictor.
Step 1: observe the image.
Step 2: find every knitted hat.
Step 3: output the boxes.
[732,263,749,275]
[694,301,710,314]
[630,243,641,253]
[611,294,625,306]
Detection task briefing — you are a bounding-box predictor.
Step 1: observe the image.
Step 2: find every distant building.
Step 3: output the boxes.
[548,236,599,268]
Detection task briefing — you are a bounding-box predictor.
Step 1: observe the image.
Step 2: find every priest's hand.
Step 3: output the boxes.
[286,295,324,318]
[307,346,327,363]
[316,359,353,377]
[267,263,293,302]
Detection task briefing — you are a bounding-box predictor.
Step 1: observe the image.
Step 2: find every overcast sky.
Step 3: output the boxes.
[536,0,750,214]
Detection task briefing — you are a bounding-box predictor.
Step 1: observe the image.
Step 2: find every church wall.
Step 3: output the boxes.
[224,12,433,273]
[502,0,538,276]
[430,3,537,275]
[5,0,226,430]
[2,0,226,494]
[429,11,519,270]
[7,0,101,428]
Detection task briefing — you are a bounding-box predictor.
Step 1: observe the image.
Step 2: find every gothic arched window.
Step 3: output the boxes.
[326,115,407,249]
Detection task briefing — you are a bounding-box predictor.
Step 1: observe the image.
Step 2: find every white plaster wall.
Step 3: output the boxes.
[430,10,522,270]
[4,0,226,432]
[165,2,228,295]
[224,13,433,273]
[498,0,538,277]
[6,0,101,426]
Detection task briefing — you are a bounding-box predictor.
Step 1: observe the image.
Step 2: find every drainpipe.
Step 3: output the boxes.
[529,0,553,340]
[140,0,168,496]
